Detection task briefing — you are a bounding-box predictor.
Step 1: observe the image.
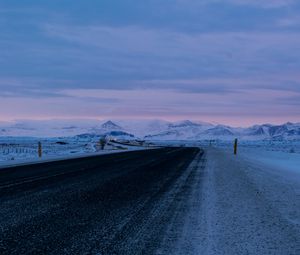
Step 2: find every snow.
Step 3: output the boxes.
[238,147,300,175]
[1,119,300,141]
[0,136,151,168]
[195,147,300,254]
[155,147,300,254]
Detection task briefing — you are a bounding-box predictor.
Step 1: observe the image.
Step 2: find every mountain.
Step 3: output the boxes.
[203,125,234,136]
[85,120,136,139]
[244,124,272,137]
[100,121,123,130]
[287,128,300,136]
[0,119,300,141]
[114,119,171,137]
[143,122,300,141]
[270,123,300,139]
[106,131,134,137]
[243,123,300,140]
[269,125,289,137]
[145,121,214,140]
[145,130,182,140]
[75,130,134,141]
[168,120,207,128]
[145,124,236,141]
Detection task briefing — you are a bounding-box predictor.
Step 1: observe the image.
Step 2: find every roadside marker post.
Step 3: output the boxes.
[234,138,238,155]
[38,142,42,158]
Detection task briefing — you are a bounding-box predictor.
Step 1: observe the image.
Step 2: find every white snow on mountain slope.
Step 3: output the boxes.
[112,119,171,137]
[168,120,212,128]
[1,119,300,141]
[144,120,214,140]
[202,125,234,136]
[144,122,300,141]
[243,122,300,139]
[100,120,123,130]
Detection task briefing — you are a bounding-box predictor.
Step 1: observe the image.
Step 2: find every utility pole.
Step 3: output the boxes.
[234,138,238,155]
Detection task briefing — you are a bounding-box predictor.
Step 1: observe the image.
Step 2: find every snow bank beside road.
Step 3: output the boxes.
[0,136,151,169]
[201,148,300,254]
[238,147,300,177]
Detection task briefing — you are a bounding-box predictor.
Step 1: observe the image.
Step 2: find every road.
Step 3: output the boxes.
[0,147,299,255]
[0,148,204,254]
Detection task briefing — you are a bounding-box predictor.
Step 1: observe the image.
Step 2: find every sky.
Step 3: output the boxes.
[0,0,300,126]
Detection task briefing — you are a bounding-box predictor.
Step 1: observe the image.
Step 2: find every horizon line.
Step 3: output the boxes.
[1,117,300,129]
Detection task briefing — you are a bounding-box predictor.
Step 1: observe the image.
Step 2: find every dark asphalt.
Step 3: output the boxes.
[0,147,202,255]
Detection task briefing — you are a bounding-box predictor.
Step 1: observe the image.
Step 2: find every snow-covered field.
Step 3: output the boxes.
[237,147,300,175]
[1,133,300,168]
[215,139,300,154]
[0,136,149,168]
[1,118,300,171]
[195,147,300,254]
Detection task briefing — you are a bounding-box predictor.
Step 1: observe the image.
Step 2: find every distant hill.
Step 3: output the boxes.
[101,121,123,130]
[0,119,300,141]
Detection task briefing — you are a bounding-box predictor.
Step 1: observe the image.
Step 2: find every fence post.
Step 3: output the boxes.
[234,138,238,155]
[38,142,42,158]
[99,137,106,150]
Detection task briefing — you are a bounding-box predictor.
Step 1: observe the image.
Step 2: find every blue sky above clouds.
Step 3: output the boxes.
[0,0,300,125]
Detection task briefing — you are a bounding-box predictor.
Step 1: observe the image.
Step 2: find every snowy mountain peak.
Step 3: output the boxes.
[0,119,300,141]
[203,125,234,136]
[169,120,203,128]
[101,121,122,130]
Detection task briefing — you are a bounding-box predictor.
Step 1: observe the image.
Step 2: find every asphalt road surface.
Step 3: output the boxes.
[0,148,204,255]
[1,147,299,255]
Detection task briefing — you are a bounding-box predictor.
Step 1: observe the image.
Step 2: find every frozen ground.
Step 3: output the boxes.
[185,147,300,254]
[0,136,149,168]
[149,139,300,153]
[237,147,300,175]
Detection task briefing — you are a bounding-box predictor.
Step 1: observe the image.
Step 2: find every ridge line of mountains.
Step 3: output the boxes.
[1,119,300,141]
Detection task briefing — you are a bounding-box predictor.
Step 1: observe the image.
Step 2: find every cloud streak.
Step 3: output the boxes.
[177,0,296,8]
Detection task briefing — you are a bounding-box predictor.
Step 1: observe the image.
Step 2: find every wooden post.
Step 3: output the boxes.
[99,137,106,150]
[234,138,238,155]
[38,142,42,158]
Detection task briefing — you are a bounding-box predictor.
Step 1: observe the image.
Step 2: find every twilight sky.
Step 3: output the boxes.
[0,0,300,126]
